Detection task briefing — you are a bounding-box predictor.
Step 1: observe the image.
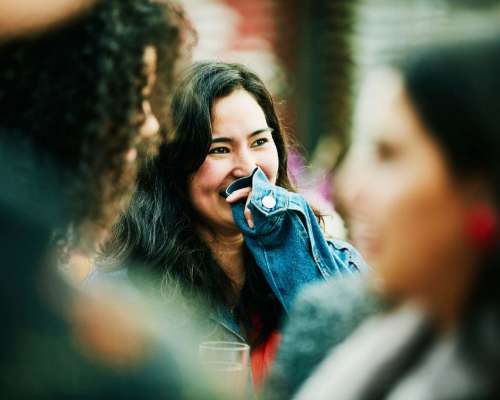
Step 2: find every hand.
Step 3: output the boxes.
[226,187,255,228]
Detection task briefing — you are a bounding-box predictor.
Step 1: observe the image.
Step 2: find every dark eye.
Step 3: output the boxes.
[209,146,229,154]
[252,138,268,148]
[375,140,396,161]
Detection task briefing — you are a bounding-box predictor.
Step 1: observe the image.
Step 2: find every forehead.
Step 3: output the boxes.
[358,70,454,173]
[353,70,405,142]
[355,71,432,158]
[211,89,267,135]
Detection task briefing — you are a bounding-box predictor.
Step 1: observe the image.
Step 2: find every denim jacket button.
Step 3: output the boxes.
[262,194,276,209]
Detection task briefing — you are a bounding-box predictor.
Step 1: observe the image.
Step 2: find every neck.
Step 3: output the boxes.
[422,253,479,332]
[198,225,246,295]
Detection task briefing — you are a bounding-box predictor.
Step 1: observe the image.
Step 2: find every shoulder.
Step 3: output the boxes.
[281,277,381,368]
[264,277,379,399]
[81,267,160,316]
[291,276,377,325]
[328,239,371,273]
[81,267,140,296]
[83,267,129,286]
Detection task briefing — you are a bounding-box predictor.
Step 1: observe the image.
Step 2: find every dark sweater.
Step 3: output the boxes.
[263,277,380,400]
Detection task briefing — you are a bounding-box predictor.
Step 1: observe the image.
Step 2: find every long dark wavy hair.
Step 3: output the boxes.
[397,36,500,382]
[100,62,298,344]
[0,0,188,244]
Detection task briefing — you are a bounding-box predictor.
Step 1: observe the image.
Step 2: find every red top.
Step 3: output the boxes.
[250,328,282,390]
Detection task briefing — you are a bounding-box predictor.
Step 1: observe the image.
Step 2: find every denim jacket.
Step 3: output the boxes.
[208,167,368,342]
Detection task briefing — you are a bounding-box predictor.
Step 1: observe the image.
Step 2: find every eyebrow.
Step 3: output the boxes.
[211,128,273,144]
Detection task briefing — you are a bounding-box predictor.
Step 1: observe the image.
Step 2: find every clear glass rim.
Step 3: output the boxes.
[199,341,250,351]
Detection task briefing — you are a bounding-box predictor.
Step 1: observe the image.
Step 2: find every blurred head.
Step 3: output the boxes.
[160,62,292,234]
[0,0,94,39]
[0,0,186,249]
[341,38,500,311]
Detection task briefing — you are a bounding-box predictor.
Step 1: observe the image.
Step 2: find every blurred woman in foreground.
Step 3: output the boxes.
[295,36,500,399]
[0,1,202,397]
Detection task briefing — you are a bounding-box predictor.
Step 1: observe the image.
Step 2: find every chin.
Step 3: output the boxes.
[216,222,241,236]
[211,212,237,232]
[356,242,381,265]
[370,273,408,304]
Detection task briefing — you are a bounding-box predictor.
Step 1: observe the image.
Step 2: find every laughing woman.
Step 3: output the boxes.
[90,62,368,389]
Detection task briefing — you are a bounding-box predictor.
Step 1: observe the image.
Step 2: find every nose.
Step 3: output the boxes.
[336,148,370,218]
[232,148,257,178]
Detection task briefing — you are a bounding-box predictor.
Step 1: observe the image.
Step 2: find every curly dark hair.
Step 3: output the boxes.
[0,0,190,244]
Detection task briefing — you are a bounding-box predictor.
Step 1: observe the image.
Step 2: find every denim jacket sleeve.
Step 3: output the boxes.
[227,167,369,312]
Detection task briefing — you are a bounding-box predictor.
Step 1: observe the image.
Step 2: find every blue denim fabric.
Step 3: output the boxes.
[224,167,368,317]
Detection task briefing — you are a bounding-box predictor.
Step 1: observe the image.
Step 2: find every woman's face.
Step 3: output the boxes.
[189,88,279,234]
[340,71,477,302]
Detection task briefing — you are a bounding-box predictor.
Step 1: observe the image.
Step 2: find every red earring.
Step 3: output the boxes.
[464,204,498,251]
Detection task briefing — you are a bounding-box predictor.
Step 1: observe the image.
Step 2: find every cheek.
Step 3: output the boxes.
[375,172,467,297]
[190,159,227,194]
[188,161,225,217]
[257,145,280,184]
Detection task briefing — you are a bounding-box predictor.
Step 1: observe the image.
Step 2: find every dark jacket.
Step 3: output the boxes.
[292,303,495,400]
[279,268,500,400]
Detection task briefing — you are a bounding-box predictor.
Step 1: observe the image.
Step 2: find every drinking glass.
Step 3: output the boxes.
[199,341,250,399]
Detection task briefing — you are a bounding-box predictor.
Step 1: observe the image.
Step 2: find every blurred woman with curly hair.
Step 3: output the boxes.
[0,0,190,250]
[0,1,203,398]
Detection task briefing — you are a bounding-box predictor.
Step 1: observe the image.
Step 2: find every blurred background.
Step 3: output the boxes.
[64,0,500,282]
[179,0,500,183]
